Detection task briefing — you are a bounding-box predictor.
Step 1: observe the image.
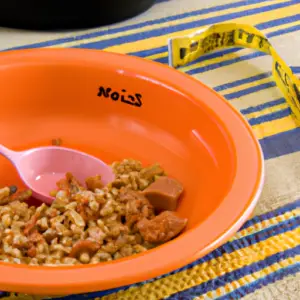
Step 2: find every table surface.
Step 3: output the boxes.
[0,0,300,299]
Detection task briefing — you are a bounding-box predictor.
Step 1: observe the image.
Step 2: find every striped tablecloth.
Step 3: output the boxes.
[1,0,300,299]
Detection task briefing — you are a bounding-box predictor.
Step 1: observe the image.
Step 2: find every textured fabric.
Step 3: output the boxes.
[0,0,300,299]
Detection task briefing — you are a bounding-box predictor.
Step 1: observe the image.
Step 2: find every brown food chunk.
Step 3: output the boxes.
[137,211,187,243]
[69,240,100,258]
[120,189,154,226]
[27,230,45,258]
[85,175,103,191]
[142,176,183,211]
[27,246,37,258]
[51,138,62,146]
[56,172,83,194]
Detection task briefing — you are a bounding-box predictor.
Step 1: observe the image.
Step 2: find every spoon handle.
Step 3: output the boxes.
[0,144,21,164]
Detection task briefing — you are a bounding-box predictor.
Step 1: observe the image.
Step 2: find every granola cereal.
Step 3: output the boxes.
[0,159,187,266]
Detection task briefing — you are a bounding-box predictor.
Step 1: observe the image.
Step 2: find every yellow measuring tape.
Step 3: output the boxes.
[168,23,300,121]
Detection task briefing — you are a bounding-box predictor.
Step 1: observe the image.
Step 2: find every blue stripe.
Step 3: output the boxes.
[69,1,297,50]
[215,217,300,254]
[214,65,300,94]
[187,23,300,75]
[54,286,128,300]
[256,12,300,29]
[267,23,300,39]
[4,0,274,51]
[54,285,130,299]
[217,263,300,300]
[167,245,300,299]
[240,199,300,230]
[248,107,291,126]
[59,216,300,299]
[214,72,271,92]
[240,98,286,114]
[214,65,300,103]
[130,13,300,63]
[224,81,276,100]
[129,46,167,58]
[291,66,300,73]
[260,127,300,160]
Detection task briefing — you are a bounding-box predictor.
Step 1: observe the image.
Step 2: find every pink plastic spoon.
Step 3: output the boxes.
[0,145,115,204]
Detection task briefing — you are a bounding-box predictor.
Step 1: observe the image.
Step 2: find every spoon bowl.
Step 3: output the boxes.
[0,145,115,204]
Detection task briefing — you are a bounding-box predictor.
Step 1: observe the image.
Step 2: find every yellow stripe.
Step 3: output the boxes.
[100,228,300,299]
[230,208,300,241]
[147,51,168,61]
[253,114,298,140]
[103,2,296,55]
[195,255,300,299]
[245,103,289,120]
[146,19,300,62]
[49,0,288,50]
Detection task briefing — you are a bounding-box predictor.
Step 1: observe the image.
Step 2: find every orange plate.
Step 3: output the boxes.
[0,49,263,295]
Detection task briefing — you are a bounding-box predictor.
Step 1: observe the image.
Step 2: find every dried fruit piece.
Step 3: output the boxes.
[85,175,103,191]
[69,240,100,258]
[57,172,83,194]
[137,211,187,243]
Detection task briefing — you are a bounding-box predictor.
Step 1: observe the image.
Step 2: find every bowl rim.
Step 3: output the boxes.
[0,48,264,295]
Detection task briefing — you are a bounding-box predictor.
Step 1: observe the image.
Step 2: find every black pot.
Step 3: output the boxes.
[0,0,156,30]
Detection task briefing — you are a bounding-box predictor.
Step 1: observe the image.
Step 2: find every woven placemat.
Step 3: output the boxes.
[0,0,299,298]
[1,201,299,299]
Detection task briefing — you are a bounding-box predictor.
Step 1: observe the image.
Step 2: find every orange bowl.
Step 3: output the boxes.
[0,49,263,295]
